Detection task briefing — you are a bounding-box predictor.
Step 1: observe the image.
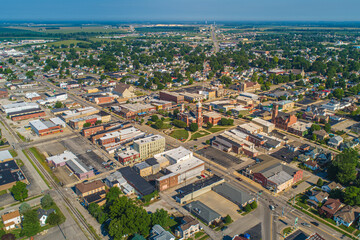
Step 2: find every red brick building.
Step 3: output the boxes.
[10,111,46,121]
[203,112,222,125]
[82,125,105,137]
[160,91,184,104]
[0,89,8,99]
[271,104,297,130]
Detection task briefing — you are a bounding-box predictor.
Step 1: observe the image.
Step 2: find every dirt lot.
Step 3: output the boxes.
[144,199,182,216]
[53,165,79,185]
[193,190,241,221]
[197,147,243,169]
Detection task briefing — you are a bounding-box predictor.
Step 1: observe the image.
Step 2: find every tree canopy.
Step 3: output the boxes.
[10,181,28,202]
[328,149,359,185]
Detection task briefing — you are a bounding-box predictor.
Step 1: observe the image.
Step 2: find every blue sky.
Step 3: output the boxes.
[1,0,360,21]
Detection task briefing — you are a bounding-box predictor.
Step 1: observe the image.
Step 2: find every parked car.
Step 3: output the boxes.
[311,221,319,226]
[301,222,311,227]
[269,205,275,210]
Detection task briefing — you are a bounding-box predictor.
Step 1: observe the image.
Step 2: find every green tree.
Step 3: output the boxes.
[21,210,40,237]
[324,123,331,133]
[106,187,122,204]
[244,204,252,213]
[333,88,344,100]
[310,124,321,132]
[328,149,359,185]
[317,178,324,187]
[10,181,28,202]
[154,120,164,129]
[46,212,61,225]
[151,209,171,228]
[189,123,198,132]
[344,187,360,206]
[83,122,91,128]
[312,133,317,141]
[26,71,35,79]
[224,215,232,224]
[173,120,187,128]
[151,115,159,122]
[19,203,31,214]
[41,194,53,209]
[54,101,63,108]
[206,122,213,129]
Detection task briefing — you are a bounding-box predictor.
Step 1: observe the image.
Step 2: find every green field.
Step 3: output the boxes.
[208,127,228,133]
[170,129,189,141]
[190,130,210,140]
[46,39,90,47]
[11,26,127,34]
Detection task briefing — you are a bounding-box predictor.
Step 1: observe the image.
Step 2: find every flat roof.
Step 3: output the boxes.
[212,182,254,206]
[134,134,164,145]
[118,167,155,196]
[252,118,275,127]
[0,150,13,162]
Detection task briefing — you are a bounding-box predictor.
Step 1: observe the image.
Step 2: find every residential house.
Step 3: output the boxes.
[333,206,360,227]
[328,136,343,148]
[304,160,319,171]
[175,216,200,239]
[1,210,21,230]
[75,180,107,206]
[313,130,329,141]
[308,191,329,205]
[322,182,343,193]
[37,208,55,226]
[318,199,342,218]
[149,224,175,240]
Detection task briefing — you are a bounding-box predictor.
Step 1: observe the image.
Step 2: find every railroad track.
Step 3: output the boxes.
[26,149,98,240]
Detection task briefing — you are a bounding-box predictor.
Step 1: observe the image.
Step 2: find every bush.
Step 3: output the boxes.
[244,204,252,213]
[250,201,258,209]
[83,122,91,128]
[151,115,159,122]
[317,178,324,187]
[224,215,232,224]
[219,118,234,126]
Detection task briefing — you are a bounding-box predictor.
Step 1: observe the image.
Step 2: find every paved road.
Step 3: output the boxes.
[211,25,219,53]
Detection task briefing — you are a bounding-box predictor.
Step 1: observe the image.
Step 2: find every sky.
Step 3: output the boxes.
[1,0,360,22]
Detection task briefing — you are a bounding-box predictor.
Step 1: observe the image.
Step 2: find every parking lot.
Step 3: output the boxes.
[331,119,358,133]
[197,147,243,169]
[193,190,241,221]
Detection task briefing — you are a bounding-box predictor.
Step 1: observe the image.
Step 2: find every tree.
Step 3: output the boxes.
[83,122,91,128]
[173,109,180,117]
[41,194,54,209]
[10,181,28,202]
[54,101,63,108]
[344,186,360,206]
[151,115,159,122]
[312,134,317,141]
[95,120,102,125]
[329,188,344,200]
[219,118,234,126]
[324,123,331,133]
[317,178,324,187]
[310,124,321,132]
[19,203,31,214]
[206,122,213,129]
[21,210,40,237]
[224,215,232,224]
[333,88,344,100]
[106,187,122,204]
[154,120,164,129]
[26,71,35,79]
[244,204,252,213]
[328,149,359,185]
[189,123,198,132]
[173,120,187,128]
[151,209,171,228]
[46,212,61,225]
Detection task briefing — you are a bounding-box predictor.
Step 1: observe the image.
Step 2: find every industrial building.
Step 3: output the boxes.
[252,118,275,133]
[60,107,100,123]
[0,150,27,191]
[133,135,166,160]
[118,167,155,197]
[212,182,255,208]
[68,111,111,130]
[46,151,94,180]
[159,91,184,103]
[29,117,66,136]
[38,93,68,105]
[2,101,45,121]
[155,147,205,191]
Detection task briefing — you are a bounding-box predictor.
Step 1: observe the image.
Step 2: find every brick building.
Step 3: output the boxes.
[160,91,184,104]
[271,104,297,130]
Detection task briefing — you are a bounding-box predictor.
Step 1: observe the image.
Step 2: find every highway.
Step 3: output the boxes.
[210,25,219,53]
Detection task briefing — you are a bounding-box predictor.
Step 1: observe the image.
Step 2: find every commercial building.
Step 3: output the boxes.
[87,122,132,141]
[271,104,297,131]
[2,101,46,121]
[68,111,111,130]
[75,180,107,206]
[277,100,295,110]
[0,150,27,191]
[174,175,225,204]
[239,81,261,92]
[133,135,166,160]
[115,148,141,165]
[184,201,221,225]
[25,92,41,101]
[61,107,100,123]
[288,121,312,137]
[38,93,68,105]
[160,91,184,104]
[29,117,65,136]
[118,167,155,196]
[212,182,255,208]
[47,151,94,180]
[134,162,152,177]
[115,103,156,118]
[247,155,303,193]
[252,118,275,133]
[155,147,205,191]
[0,88,8,99]
[104,171,135,195]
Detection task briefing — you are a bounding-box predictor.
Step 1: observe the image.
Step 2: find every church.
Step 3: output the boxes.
[177,102,203,127]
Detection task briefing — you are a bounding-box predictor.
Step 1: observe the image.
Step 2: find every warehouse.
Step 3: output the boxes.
[29,118,65,136]
[118,167,155,197]
[46,151,94,180]
[212,182,255,208]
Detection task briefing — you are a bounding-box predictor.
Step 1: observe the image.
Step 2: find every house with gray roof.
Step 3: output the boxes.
[184,201,221,225]
[149,224,175,240]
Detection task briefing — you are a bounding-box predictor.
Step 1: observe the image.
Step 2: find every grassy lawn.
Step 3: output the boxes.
[16,159,24,167]
[195,231,205,238]
[198,235,209,240]
[190,130,210,140]
[29,147,60,183]
[170,129,189,141]
[16,132,27,142]
[9,149,18,157]
[0,189,7,196]
[208,127,229,133]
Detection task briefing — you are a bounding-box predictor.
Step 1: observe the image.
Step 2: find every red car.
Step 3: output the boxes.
[201,175,206,178]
